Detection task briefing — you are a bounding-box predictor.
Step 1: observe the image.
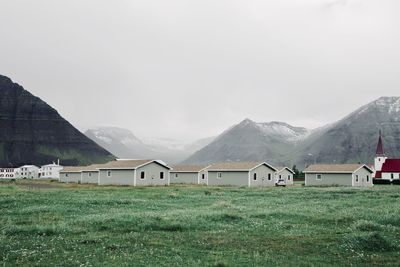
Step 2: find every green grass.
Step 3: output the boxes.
[1,180,400,266]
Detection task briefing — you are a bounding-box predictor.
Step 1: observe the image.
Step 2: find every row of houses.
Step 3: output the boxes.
[59,159,296,187]
[59,158,376,188]
[0,162,63,179]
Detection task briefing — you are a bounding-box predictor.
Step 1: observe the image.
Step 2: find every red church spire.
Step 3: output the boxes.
[376,130,385,156]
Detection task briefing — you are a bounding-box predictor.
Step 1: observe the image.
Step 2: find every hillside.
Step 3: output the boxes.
[183,119,311,165]
[0,75,114,166]
[184,97,400,167]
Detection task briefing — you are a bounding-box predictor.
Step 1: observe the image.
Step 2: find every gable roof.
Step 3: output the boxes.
[60,166,82,173]
[304,164,373,174]
[97,159,171,170]
[276,166,295,174]
[381,159,400,173]
[81,164,104,172]
[208,162,277,172]
[171,165,210,173]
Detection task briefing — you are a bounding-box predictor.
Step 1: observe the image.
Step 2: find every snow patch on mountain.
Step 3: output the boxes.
[256,121,311,142]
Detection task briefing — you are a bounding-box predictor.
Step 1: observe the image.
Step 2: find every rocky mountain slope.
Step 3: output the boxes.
[183,119,311,165]
[0,75,114,166]
[85,126,214,164]
[184,97,400,167]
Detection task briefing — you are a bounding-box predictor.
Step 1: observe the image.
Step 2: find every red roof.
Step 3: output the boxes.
[375,171,382,178]
[381,159,400,173]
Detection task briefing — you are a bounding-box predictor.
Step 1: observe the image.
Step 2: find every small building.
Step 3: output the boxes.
[59,167,82,183]
[372,131,400,182]
[375,159,400,182]
[39,162,64,179]
[304,164,373,187]
[81,165,101,184]
[98,159,171,186]
[207,162,277,187]
[170,165,210,185]
[275,167,295,186]
[16,165,39,179]
[0,168,16,179]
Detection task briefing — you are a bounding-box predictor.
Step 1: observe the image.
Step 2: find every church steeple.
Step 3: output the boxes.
[374,130,387,173]
[375,130,385,156]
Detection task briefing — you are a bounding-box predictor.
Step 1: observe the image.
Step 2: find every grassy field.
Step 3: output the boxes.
[1,180,400,266]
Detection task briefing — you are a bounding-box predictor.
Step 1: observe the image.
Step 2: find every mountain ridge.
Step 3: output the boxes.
[0,74,114,166]
[183,96,400,167]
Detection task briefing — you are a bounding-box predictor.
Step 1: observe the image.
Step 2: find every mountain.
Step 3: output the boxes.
[183,119,311,165]
[0,74,114,167]
[85,126,214,164]
[294,97,400,166]
[183,97,400,167]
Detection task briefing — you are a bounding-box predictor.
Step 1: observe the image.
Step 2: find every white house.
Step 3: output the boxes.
[170,165,210,185]
[16,165,40,179]
[304,164,373,187]
[0,168,16,179]
[39,162,63,179]
[275,167,295,186]
[207,162,277,187]
[98,159,171,186]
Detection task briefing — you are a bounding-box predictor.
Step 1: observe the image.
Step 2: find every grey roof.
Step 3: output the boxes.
[208,162,277,171]
[276,166,295,174]
[171,165,209,172]
[97,159,171,170]
[60,166,82,173]
[304,164,373,174]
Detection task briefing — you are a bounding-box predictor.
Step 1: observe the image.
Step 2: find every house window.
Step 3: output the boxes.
[202,173,205,180]
[316,174,322,180]
[356,175,359,182]
[217,172,222,179]
[288,175,291,181]
[107,171,112,177]
[140,171,145,179]
[253,173,257,181]
[366,175,369,182]
[391,173,394,179]
[88,172,92,177]
[279,175,282,179]
[268,173,271,181]
[175,173,178,178]
[66,173,69,177]
[160,172,164,180]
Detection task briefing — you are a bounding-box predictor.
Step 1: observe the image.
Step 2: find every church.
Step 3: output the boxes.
[373,131,400,182]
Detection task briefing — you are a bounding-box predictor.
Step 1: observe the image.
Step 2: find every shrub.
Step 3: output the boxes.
[343,232,396,252]
[352,220,382,232]
[204,190,212,196]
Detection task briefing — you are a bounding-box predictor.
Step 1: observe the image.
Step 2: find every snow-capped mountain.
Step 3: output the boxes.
[184,97,400,167]
[182,118,310,165]
[85,126,214,164]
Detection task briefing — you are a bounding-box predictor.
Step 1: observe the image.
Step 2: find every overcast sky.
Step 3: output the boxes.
[1,0,399,141]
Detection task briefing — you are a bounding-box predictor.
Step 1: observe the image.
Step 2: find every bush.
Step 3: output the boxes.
[373,179,391,185]
[204,190,212,196]
[343,232,396,252]
[352,220,382,232]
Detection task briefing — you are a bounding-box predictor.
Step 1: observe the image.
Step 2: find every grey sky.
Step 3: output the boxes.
[1,0,399,141]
